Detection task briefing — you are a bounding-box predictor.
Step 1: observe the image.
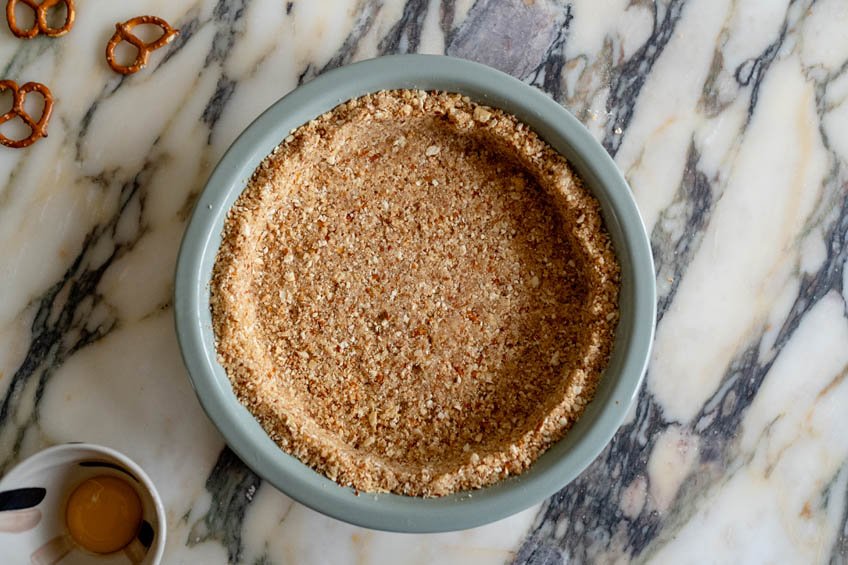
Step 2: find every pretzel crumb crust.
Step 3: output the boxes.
[211,90,621,496]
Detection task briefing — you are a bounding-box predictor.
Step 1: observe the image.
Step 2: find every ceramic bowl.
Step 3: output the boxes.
[0,443,166,564]
[175,54,656,532]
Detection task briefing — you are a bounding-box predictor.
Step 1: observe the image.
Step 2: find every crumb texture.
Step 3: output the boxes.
[210,90,620,496]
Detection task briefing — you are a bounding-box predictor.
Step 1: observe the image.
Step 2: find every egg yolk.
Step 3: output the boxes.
[65,475,143,554]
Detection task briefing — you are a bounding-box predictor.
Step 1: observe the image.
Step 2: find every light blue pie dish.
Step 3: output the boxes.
[174,54,655,533]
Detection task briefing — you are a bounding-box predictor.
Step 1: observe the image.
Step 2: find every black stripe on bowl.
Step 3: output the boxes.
[0,487,47,511]
[138,520,155,547]
[78,461,140,482]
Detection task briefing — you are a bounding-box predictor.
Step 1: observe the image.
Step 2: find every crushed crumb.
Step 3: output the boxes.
[210,90,620,497]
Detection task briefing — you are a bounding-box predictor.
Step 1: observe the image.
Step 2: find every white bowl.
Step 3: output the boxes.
[0,444,166,565]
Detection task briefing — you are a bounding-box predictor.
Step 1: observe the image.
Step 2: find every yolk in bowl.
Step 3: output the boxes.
[65,475,142,554]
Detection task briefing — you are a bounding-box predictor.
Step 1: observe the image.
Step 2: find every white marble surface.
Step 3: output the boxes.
[0,0,847,563]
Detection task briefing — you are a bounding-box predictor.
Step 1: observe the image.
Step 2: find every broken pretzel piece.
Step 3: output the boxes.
[0,80,54,148]
[6,0,75,39]
[105,15,179,75]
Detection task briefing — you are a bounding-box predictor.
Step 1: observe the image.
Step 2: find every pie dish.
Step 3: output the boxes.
[175,54,655,532]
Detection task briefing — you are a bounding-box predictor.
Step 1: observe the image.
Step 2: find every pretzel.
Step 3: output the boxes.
[6,0,75,38]
[0,80,54,148]
[105,16,179,75]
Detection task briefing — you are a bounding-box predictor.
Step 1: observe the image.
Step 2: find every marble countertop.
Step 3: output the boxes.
[1,0,846,563]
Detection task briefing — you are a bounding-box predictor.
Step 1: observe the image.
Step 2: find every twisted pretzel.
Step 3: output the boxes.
[0,80,54,148]
[105,16,179,75]
[6,0,75,39]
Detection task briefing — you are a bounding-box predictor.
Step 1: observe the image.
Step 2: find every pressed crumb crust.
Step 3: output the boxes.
[210,90,620,496]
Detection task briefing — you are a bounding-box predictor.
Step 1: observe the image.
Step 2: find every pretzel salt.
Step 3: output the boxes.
[0,80,54,148]
[105,16,179,75]
[6,0,75,39]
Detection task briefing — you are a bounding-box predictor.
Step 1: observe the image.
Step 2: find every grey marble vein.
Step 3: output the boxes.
[447,0,571,81]
[523,5,573,103]
[830,459,848,564]
[160,10,202,67]
[733,0,791,123]
[203,76,238,140]
[188,447,262,563]
[206,0,249,67]
[602,0,686,157]
[652,142,714,321]
[378,0,429,55]
[299,1,383,85]
[0,164,153,471]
